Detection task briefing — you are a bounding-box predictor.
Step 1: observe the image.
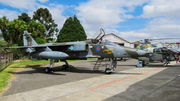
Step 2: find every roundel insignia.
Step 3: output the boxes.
[136,46,140,50]
[96,46,101,52]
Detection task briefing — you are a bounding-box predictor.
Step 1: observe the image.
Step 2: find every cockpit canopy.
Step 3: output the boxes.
[92,28,105,40]
[91,28,105,44]
[89,28,118,46]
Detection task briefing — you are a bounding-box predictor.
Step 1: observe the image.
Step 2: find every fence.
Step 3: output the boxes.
[0,49,13,71]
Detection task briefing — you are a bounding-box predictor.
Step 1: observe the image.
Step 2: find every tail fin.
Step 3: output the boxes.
[23,31,38,46]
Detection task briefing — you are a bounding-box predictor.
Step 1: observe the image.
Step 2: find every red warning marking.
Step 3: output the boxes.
[91,67,164,90]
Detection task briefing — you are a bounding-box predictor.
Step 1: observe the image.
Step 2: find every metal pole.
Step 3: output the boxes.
[7,54,9,64]
[12,54,13,63]
[9,53,11,63]
[176,53,178,63]
[4,52,6,68]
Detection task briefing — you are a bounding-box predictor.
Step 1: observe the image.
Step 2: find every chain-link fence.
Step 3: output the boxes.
[0,49,13,71]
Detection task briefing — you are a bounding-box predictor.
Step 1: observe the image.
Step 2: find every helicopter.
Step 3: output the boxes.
[135,38,180,67]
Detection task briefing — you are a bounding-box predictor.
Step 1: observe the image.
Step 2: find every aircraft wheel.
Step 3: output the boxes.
[45,67,51,73]
[105,68,112,74]
[164,63,168,67]
[62,65,69,70]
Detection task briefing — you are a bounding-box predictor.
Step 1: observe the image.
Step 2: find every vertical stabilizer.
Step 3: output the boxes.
[23,31,38,46]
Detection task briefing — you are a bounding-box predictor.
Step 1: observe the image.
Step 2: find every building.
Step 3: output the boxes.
[104,33,135,48]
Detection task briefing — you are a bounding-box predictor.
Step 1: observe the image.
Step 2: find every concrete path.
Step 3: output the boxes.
[0,60,180,101]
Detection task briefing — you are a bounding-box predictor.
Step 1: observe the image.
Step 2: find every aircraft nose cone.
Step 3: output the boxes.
[60,52,69,58]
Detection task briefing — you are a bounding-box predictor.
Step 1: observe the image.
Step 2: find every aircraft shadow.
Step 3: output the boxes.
[8,64,141,75]
[8,65,66,75]
[8,65,106,75]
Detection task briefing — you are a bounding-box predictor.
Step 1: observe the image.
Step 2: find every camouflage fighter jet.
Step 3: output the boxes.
[7,28,150,74]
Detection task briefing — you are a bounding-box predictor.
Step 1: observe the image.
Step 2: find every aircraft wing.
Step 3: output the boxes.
[4,43,75,53]
[5,43,73,49]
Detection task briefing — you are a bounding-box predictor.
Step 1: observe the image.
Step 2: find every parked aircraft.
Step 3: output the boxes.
[6,29,151,74]
[135,39,180,67]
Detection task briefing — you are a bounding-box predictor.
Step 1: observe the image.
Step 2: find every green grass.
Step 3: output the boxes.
[0,58,95,94]
[0,60,50,93]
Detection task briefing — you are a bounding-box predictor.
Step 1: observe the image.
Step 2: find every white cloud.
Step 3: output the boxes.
[0,0,39,11]
[0,0,67,29]
[1,0,180,43]
[0,9,19,20]
[48,4,67,28]
[141,18,180,37]
[101,0,180,42]
[37,0,49,3]
[104,28,151,41]
[75,0,149,37]
[140,0,180,18]
[112,17,180,42]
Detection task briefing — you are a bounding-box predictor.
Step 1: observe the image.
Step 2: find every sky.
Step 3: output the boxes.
[0,0,180,43]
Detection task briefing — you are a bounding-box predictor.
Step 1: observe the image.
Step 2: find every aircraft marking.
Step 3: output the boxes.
[136,46,140,50]
[103,49,113,55]
[68,46,76,50]
[101,46,104,49]
[27,42,31,46]
[89,46,93,48]
[143,45,152,47]
[96,46,101,52]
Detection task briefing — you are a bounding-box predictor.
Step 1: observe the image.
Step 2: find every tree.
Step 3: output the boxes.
[32,8,58,41]
[18,13,31,24]
[0,16,9,42]
[0,19,27,60]
[56,15,87,42]
[0,16,46,59]
[0,40,8,47]
[27,20,46,44]
[6,19,27,45]
[0,17,27,46]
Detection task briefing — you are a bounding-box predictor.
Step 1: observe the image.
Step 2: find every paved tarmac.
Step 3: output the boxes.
[0,59,180,101]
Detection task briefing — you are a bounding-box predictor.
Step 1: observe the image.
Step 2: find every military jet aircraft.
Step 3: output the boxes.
[7,28,150,74]
[135,39,180,67]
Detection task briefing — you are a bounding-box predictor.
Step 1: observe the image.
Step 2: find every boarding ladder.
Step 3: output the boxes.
[93,58,111,70]
[93,58,104,70]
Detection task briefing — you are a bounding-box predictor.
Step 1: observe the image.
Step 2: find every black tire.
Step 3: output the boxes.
[45,67,51,73]
[164,63,168,67]
[62,65,69,70]
[105,68,112,74]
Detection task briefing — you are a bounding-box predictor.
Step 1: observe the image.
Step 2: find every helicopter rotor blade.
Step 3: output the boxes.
[150,38,180,41]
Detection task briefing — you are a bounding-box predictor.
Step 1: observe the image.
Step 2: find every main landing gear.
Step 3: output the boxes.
[44,59,69,73]
[93,58,117,74]
[105,58,117,74]
[62,60,70,70]
[163,60,169,67]
[45,59,54,73]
